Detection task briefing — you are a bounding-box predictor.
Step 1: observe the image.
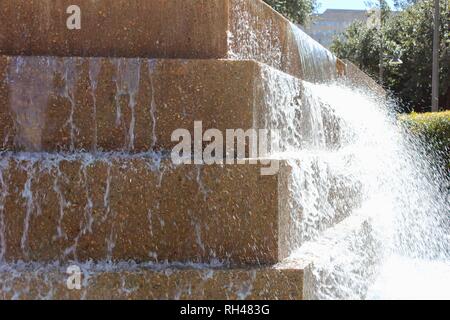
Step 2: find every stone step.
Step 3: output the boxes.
[0,56,343,153]
[278,155,364,256]
[0,153,291,265]
[0,0,342,80]
[0,152,363,266]
[0,262,306,300]
[282,210,383,300]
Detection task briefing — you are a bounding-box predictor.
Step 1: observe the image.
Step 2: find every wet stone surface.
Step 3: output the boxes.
[0,57,257,153]
[0,262,304,300]
[0,153,282,265]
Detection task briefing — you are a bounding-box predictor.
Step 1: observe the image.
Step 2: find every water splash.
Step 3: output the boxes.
[0,19,447,300]
[271,81,449,299]
[367,256,450,300]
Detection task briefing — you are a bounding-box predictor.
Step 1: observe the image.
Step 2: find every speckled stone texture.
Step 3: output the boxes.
[0,0,229,59]
[0,0,343,80]
[0,0,361,300]
[0,57,260,152]
[0,57,278,152]
[0,264,304,300]
[0,56,346,153]
[0,154,294,265]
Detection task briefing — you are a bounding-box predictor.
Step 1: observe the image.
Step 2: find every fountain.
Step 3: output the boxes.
[278,83,449,299]
[0,0,448,300]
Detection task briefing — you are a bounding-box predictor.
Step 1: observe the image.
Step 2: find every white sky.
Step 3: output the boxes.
[317,0,395,13]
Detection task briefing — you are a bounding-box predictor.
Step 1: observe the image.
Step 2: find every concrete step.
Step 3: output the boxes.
[0,153,292,265]
[279,155,364,256]
[0,262,305,300]
[283,210,383,300]
[0,56,343,153]
[0,0,342,80]
[0,57,259,153]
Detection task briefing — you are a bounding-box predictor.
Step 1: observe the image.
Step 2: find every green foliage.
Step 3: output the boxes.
[400,111,450,142]
[263,0,317,24]
[331,21,382,79]
[332,0,449,112]
[400,111,450,168]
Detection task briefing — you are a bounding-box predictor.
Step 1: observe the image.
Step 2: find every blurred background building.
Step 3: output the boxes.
[302,9,374,48]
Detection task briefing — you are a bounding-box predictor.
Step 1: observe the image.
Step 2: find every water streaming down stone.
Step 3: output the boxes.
[289,23,337,83]
[148,60,158,150]
[112,58,141,151]
[3,56,159,153]
[0,0,448,300]
[7,57,82,152]
[248,25,449,299]
[7,57,54,151]
[0,158,8,262]
[273,81,450,299]
[88,58,102,153]
[58,58,79,152]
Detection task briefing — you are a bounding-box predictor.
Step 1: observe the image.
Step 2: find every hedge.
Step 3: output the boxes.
[399,111,450,170]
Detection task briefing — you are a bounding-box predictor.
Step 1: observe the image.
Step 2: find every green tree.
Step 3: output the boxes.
[263,0,317,24]
[332,0,449,112]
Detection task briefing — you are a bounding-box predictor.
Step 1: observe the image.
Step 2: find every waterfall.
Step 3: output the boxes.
[255,25,449,299]
[269,80,449,299]
[289,23,337,83]
[0,2,447,299]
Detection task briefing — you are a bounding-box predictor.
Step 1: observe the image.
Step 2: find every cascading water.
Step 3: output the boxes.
[310,84,448,300]
[269,25,450,299]
[289,23,337,83]
[0,9,447,300]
